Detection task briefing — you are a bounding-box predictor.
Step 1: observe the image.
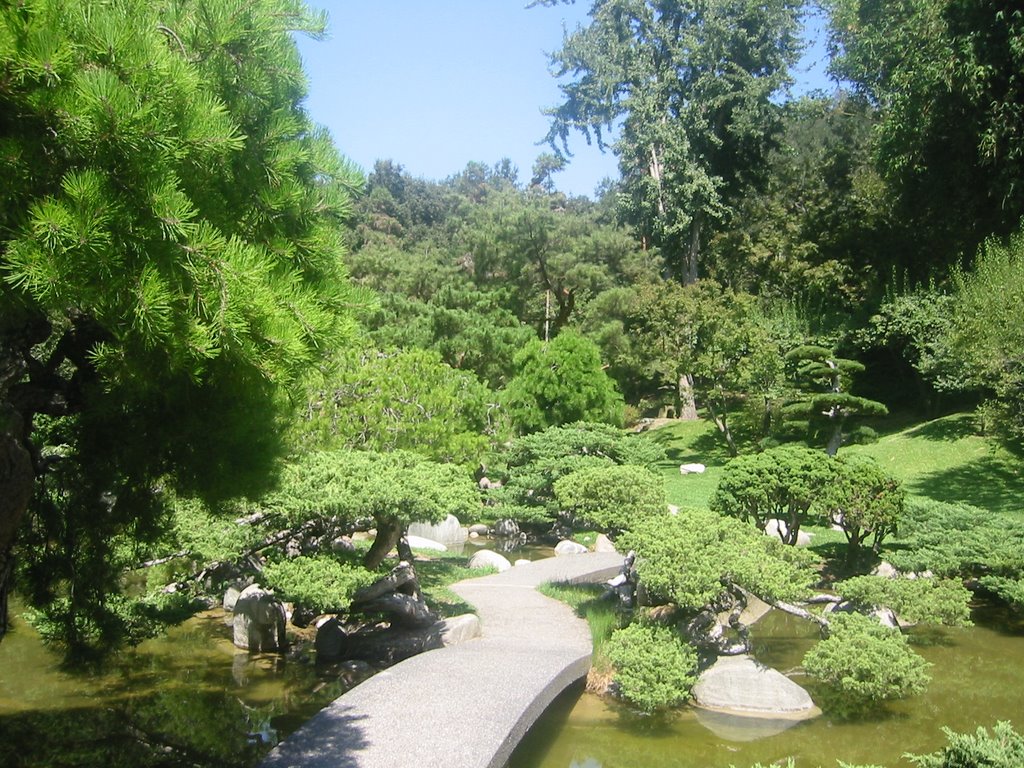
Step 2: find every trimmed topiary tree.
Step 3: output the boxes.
[819,453,905,558]
[553,463,667,536]
[710,444,829,545]
[803,612,931,705]
[605,622,698,713]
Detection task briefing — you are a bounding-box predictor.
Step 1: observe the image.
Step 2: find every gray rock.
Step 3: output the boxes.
[468,549,512,572]
[232,585,287,652]
[223,585,243,612]
[314,617,348,661]
[763,519,813,546]
[593,533,618,553]
[554,539,589,556]
[492,519,520,538]
[692,655,818,717]
[872,561,900,579]
[330,536,355,555]
[468,523,490,536]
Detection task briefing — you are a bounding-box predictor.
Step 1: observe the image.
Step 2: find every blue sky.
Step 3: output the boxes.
[295,2,833,198]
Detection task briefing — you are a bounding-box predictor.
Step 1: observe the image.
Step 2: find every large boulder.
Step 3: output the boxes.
[468,549,511,572]
[692,655,818,718]
[408,514,466,547]
[232,585,287,652]
[344,614,481,665]
[314,616,348,661]
[554,539,589,556]
[405,535,447,552]
[492,519,520,538]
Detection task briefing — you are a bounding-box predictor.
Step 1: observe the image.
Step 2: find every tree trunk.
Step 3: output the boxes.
[0,408,35,641]
[826,421,843,456]
[676,374,699,421]
[362,517,403,571]
[708,401,737,457]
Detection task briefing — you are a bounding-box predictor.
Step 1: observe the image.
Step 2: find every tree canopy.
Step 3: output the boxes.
[0,0,363,643]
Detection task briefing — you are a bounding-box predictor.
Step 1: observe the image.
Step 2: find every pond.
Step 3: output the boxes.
[508,604,1024,768]
[0,599,354,768]
[0,538,555,768]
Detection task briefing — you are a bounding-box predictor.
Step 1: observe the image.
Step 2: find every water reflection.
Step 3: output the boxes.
[0,603,350,768]
[509,605,1024,768]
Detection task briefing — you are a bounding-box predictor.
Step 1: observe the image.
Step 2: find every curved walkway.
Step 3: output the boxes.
[260,551,624,768]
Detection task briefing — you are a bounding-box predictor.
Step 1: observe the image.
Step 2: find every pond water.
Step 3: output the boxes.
[508,604,1024,768]
[0,539,557,768]
[0,601,350,768]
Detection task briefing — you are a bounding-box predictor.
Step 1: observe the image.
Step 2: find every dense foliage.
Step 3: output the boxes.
[0,0,363,647]
[488,421,665,526]
[803,612,932,703]
[605,621,699,713]
[553,463,666,535]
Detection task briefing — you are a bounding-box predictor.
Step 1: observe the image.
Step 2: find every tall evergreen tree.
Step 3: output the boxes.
[0,0,362,643]
[536,0,804,283]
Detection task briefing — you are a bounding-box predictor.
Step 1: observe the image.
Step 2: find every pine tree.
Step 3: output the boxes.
[0,0,363,645]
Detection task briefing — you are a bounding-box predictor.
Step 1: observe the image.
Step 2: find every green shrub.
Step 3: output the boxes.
[554,463,666,534]
[261,557,374,614]
[835,576,972,627]
[803,613,931,703]
[605,622,698,713]
[907,721,1024,768]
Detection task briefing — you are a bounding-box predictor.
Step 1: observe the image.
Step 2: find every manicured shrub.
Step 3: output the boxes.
[262,557,374,615]
[605,622,698,713]
[803,613,931,703]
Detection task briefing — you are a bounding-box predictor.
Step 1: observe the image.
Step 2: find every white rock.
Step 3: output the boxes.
[872,561,900,579]
[405,535,447,552]
[692,655,818,716]
[468,549,512,572]
[763,519,814,546]
[679,463,707,474]
[554,539,589,556]
[514,559,531,567]
[469,531,480,539]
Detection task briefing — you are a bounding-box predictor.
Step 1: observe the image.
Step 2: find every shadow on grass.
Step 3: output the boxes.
[909,454,1024,516]
[645,422,736,467]
[904,413,979,442]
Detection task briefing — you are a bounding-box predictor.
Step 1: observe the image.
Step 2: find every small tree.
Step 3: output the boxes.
[835,576,973,628]
[264,450,480,570]
[501,331,624,434]
[820,454,905,558]
[616,507,816,613]
[803,612,931,705]
[605,622,698,713]
[783,345,888,454]
[710,445,829,545]
[489,422,666,527]
[553,464,666,536]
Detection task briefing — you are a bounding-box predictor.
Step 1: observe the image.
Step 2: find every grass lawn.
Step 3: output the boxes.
[637,412,1024,517]
[845,413,1024,517]
[638,419,727,509]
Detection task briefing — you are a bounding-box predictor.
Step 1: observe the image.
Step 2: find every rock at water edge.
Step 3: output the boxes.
[554,539,589,556]
[232,585,287,652]
[692,655,818,717]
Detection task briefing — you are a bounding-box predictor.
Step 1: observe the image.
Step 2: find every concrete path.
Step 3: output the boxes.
[260,551,623,768]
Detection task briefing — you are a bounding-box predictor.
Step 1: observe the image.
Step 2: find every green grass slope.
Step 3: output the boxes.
[639,413,1024,517]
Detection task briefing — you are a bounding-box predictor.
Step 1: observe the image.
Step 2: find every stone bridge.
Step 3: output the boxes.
[260,551,624,768]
